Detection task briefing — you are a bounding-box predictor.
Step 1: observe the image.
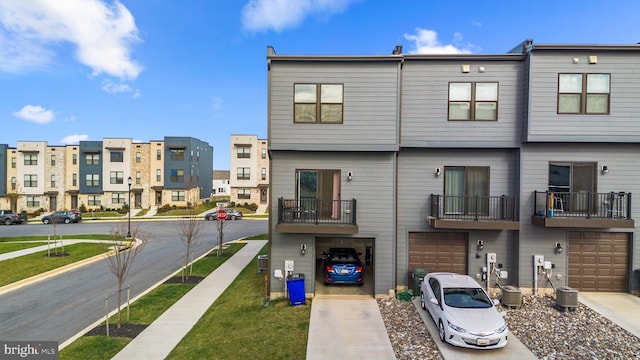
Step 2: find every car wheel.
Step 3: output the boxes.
[438,320,446,343]
[230,215,237,220]
[420,291,427,310]
[64,218,71,224]
[207,215,214,221]
[4,218,11,225]
[43,219,50,224]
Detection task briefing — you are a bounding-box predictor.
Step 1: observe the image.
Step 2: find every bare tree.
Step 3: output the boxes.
[215,215,226,257]
[105,223,145,329]
[177,213,203,281]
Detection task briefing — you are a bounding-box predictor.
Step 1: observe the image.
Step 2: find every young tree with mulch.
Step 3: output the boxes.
[177,212,203,281]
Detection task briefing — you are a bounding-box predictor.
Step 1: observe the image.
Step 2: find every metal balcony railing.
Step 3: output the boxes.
[430,194,518,221]
[277,197,357,225]
[533,191,632,219]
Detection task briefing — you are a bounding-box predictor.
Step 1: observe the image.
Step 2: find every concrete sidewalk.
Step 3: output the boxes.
[306,298,396,359]
[112,239,267,360]
[580,292,640,338]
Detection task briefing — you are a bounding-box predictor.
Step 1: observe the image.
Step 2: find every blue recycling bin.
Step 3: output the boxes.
[287,273,306,306]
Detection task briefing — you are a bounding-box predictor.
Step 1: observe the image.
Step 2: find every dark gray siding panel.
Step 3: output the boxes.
[401,59,524,148]
[396,149,520,287]
[269,61,400,149]
[163,137,213,195]
[527,51,640,142]
[519,143,640,291]
[0,144,7,195]
[269,151,396,296]
[79,141,103,194]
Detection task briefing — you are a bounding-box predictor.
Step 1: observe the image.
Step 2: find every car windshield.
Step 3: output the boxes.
[443,287,492,308]
[329,253,358,264]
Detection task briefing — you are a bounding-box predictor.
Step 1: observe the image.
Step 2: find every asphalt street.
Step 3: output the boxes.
[0,219,268,344]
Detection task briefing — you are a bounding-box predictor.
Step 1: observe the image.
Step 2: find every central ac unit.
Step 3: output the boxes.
[556,286,579,311]
[500,285,522,309]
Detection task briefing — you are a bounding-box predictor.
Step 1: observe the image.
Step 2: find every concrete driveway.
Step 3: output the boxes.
[579,292,640,338]
[411,298,537,360]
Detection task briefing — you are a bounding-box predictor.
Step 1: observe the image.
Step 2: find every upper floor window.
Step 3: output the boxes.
[170,169,184,182]
[157,149,162,160]
[156,169,162,182]
[110,171,124,184]
[86,173,100,187]
[261,168,267,181]
[170,149,185,161]
[261,148,267,159]
[24,153,38,165]
[136,171,141,184]
[50,155,56,166]
[50,175,56,187]
[444,166,489,215]
[136,152,141,163]
[558,73,610,114]
[11,177,16,190]
[11,157,16,168]
[294,83,343,123]
[237,167,250,180]
[236,146,251,159]
[110,151,124,162]
[72,173,77,187]
[86,153,99,165]
[448,82,498,121]
[24,174,38,187]
[72,153,77,165]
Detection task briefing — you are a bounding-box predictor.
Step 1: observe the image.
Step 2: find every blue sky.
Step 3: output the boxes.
[1,0,639,170]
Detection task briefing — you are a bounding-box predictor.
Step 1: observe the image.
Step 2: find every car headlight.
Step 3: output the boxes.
[447,320,466,333]
[496,324,507,334]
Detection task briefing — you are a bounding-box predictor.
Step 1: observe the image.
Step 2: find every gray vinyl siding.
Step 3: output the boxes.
[519,143,640,291]
[79,141,103,194]
[269,61,400,151]
[0,144,7,196]
[401,59,524,148]
[396,149,520,286]
[526,50,640,142]
[269,151,396,296]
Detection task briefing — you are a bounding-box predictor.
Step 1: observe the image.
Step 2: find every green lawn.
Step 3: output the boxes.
[82,211,123,218]
[0,242,46,254]
[0,243,112,287]
[0,234,116,243]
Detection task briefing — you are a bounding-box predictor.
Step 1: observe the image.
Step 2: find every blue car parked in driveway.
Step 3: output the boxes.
[323,247,364,285]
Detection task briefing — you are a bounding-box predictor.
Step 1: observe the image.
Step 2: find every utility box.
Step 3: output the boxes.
[411,268,429,295]
[500,286,522,309]
[556,286,579,312]
[257,255,268,273]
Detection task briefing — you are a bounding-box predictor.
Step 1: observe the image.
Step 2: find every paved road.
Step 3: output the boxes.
[0,219,267,344]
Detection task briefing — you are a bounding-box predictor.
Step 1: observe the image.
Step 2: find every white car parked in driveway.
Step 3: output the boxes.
[419,272,508,349]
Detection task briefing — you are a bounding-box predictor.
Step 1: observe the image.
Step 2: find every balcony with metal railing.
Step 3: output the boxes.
[275,197,358,234]
[532,191,634,228]
[429,194,519,230]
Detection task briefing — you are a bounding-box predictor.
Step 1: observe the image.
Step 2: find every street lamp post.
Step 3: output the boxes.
[127,176,132,238]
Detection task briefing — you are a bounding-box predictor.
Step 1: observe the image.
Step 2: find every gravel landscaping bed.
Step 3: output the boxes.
[378,294,640,360]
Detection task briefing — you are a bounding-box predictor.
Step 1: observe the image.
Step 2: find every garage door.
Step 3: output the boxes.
[408,232,467,275]
[568,231,629,292]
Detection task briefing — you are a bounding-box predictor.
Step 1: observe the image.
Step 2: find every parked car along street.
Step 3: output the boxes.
[420,272,508,349]
[0,210,27,225]
[41,210,82,224]
[204,208,242,221]
[323,247,364,285]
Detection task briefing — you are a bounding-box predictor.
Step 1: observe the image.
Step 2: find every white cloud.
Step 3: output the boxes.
[0,0,142,79]
[13,104,55,124]
[241,0,358,32]
[404,28,473,54]
[60,134,89,144]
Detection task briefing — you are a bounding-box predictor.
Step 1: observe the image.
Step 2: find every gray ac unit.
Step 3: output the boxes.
[556,286,579,311]
[500,286,522,308]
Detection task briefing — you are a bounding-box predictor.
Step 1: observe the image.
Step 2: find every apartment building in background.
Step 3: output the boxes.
[229,135,269,208]
[0,136,213,213]
[267,40,640,300]
[212,170,230,197]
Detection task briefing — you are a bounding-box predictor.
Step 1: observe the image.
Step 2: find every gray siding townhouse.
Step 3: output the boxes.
[267,41,640,300]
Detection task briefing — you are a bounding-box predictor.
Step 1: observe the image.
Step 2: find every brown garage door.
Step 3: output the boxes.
[408,232,467,275]
[568,231,629,292]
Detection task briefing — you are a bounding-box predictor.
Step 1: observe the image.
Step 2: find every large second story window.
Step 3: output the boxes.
[86,174,100,187]
[170,169,184,182]
[236,146,251,158]
[24,174,38,187]
[237,167,250,180]
[294,83,343,123]
[110,171,124,184]
[85,153,99,165]
[170,149,184,161]
[24,153,38,165]
[558,73,610,114]
[110,151,124,162]
[444,166,489,215]
[449,82,498,121]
